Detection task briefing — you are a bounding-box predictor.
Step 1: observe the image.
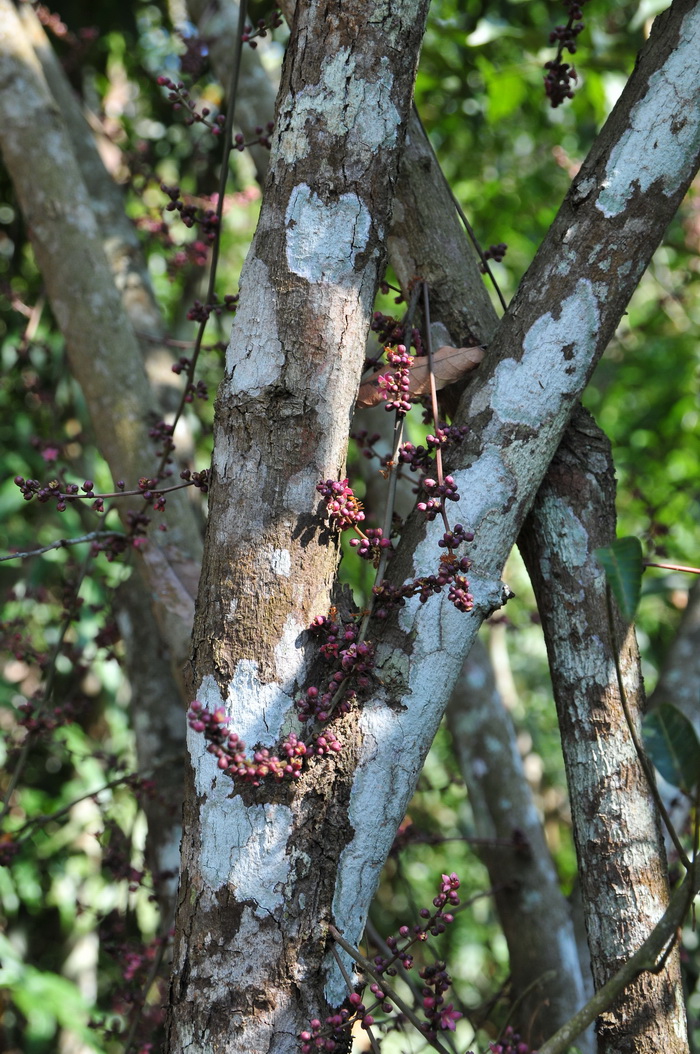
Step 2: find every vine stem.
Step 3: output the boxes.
[421,281,450,533]
[328,926,453,1054]
[0,530,127,563]
[329,943,381,1054]
[605,584,691,870]
[151,0,248,484]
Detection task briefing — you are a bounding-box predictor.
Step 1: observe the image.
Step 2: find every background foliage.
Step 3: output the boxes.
[1,1,698,1051]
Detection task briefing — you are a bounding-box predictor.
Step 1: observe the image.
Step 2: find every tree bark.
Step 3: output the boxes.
[447,640,592,1050]
[169,3,700,1050]
[519,408,687,1053]
[0,0,202,672]
[167,2,431,1050]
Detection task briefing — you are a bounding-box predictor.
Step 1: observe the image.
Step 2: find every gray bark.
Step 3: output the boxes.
[168,2,431,1049]
[519,409,687,1053]
[0,0,202,671]
[171,2,700,1052]
[447,640,592,1050]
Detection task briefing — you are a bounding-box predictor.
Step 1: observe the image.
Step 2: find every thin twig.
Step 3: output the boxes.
[151,0,248,484]
[421,281,451,534]
[410,104,508,314]
[329,926,453,1054]
[329,943,382,1054]
[644,561,700,575]
[0,530,126,563]
[7,775,137,844]
[605,584,691,870]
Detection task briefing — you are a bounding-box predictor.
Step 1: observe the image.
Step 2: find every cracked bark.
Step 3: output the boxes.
[169,3,700,1050]
[167,2,431,1051]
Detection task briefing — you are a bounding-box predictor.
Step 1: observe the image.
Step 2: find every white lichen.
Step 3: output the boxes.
[286,184,371,285]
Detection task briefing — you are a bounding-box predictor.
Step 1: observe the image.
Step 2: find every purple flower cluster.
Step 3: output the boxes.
[300,873,463,1052]
[544,0,590,107]
[377,344,414,415]
[480,242,508,273]
[349,526,392,565]
[241,12,284,48]
[490,1025,537,1054]
[373,551,474,616]
[156,78,226,134]
[187,701,342,787]
[234,123,275,152]
[417,474,460,520]
[369,311,422,355]
[421,960,462,1037]
[316,478,365,530]
[298,614,375,723]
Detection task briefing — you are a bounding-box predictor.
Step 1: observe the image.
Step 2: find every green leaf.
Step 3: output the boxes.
[594,536,644,621]
[643,703,700,794]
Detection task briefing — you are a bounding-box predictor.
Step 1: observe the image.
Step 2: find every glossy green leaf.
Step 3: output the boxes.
[594,536,644,621]
[643,703,700,794]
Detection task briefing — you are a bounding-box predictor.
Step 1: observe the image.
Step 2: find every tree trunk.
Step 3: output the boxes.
[168,2,700,1050]
[519,408,688,1053]
[167,2,431,1050]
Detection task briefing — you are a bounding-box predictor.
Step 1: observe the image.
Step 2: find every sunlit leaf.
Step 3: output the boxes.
[643,703,700,794]
[594,536,644,621]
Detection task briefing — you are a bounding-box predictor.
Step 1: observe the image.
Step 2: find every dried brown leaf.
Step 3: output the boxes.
[357,345,484,408]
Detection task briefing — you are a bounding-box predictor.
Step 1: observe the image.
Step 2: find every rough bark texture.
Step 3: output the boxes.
[169,4,700,1051]
[168,3,430,1051]
[388,72,692,1051]
[388,109,589,1046]
[447,641,591,1050]
[519,407,687,1054]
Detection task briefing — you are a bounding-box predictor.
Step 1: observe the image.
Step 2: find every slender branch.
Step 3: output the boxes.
[421,281,450,533]
[538,873,700,1054]
[152,0,248,483]
[329,943,382,1054]
[645,561,700,575]
[7,774,138,844]
[605,584,691,870]
[328,926,453,1054]
[0,530,127,563]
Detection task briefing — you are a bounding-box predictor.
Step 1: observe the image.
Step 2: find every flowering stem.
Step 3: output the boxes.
[152,0,248,483]
[328,926,453,1054]
[421,281,451,534]
[329,943,382,1054]
[0,529,127,563]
